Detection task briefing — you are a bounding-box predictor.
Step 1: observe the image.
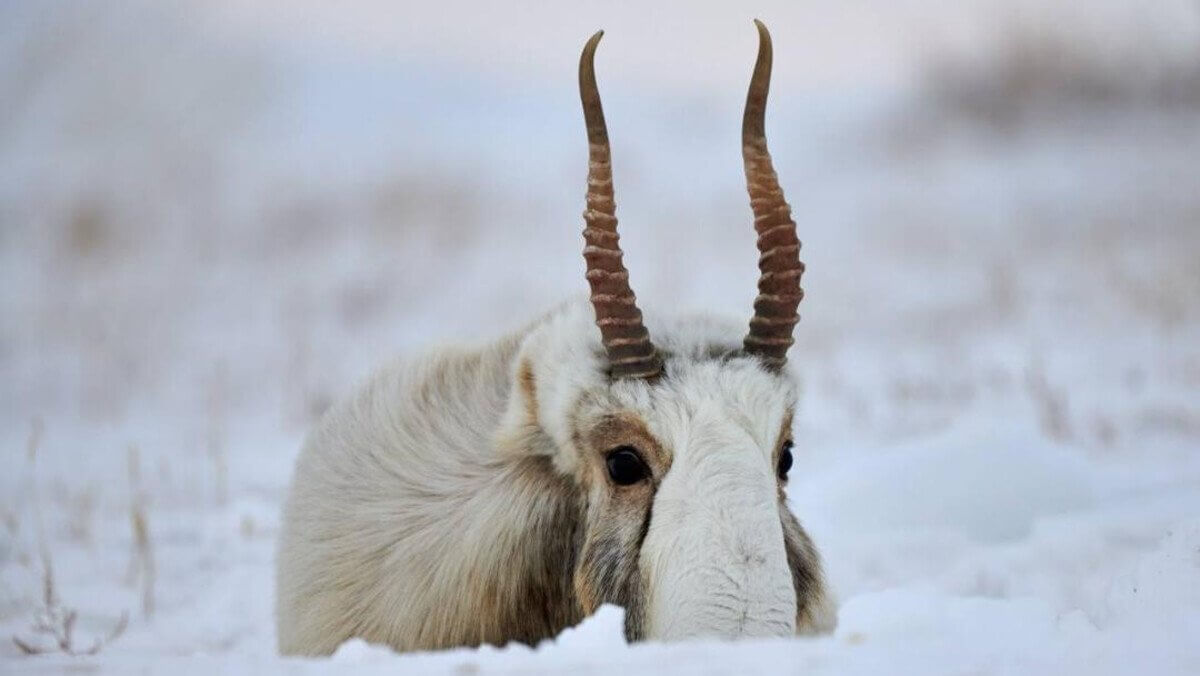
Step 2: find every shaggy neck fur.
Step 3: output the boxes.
[276,327,586,653]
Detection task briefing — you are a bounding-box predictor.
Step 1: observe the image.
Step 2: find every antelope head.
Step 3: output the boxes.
[497,21,834,642]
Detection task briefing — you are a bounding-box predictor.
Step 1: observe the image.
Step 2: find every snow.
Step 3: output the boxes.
[3,0,1199,673]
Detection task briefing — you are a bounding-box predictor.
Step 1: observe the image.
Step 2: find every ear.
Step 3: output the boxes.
[495,355,560,462]
[494,302,609,475]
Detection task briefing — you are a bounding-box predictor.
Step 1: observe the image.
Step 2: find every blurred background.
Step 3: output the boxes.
[2,0,1199,666]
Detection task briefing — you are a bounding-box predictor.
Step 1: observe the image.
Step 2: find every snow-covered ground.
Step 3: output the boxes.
[2,1,1199,673]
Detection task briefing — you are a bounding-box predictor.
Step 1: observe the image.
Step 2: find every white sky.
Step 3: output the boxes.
[200,0,998,92]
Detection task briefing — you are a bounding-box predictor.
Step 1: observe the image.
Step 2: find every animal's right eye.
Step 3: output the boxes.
[606,447,649,486]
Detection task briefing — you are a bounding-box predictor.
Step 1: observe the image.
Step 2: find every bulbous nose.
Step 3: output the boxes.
[638,453,797,641]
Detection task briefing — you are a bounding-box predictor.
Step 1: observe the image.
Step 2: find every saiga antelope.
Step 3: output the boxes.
[276,21,835,655]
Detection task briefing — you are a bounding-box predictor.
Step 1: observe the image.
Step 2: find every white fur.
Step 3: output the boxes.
[275,298,831,654]
[635,362,798,639]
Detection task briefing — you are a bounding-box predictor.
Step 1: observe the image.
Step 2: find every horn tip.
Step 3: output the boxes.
[582,30,605,65]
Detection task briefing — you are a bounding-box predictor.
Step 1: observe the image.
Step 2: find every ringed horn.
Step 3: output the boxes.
[577,21,803,377]
[742,19,804,371]
[579,30,663,380]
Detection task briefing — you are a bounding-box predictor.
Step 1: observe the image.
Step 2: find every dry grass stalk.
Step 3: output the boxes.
[207,362,229,506]
[1025,359,1072,442]
[127,444,156,618]
[26,418,56,609]
[12,419,130,656]
[12,607,129,657]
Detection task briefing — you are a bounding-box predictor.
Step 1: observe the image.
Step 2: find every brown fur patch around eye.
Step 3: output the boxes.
[573,528,648,641]
[584,412,668,473]
[774,410,795,467]
[568,411,662,641]
[779,504,829,632]
[774,413,831,633]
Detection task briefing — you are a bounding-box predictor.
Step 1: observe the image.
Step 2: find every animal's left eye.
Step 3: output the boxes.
[777,441,794,480]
